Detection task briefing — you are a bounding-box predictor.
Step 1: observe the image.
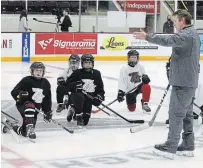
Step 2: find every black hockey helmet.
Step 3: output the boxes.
[69,54,80,71]
[127,50,139,67]
[81,54,94,71]
[30,62,45,79]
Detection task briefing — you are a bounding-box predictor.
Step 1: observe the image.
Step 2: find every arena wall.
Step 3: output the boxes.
[1,33,203,62]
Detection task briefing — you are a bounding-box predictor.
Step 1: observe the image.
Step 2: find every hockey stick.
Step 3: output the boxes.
[1,110,19,123]
[82,91,144,124]
[92,86,138,113]
[193,103,203,117]
[35,108,74,134]
[130,84,170,133]
[33,18,57,25]
[65,93,111,116]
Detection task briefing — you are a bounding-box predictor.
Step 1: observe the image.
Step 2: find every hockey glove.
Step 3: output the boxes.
[17,91,29,104]
[75,81,83,92]
[44,111,52,123]
[117,90,125,102]
[142,75,150,84]
[93,94,104,106]
[57,77,66,85]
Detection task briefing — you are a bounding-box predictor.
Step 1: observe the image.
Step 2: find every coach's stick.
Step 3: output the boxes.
[92,86,138,113]
[82,91,144,124]
[130,84,170,133]
[33,18,57,25]
[35,108,74,134]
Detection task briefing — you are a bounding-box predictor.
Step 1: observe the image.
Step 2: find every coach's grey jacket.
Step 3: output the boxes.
[146,26,200,88]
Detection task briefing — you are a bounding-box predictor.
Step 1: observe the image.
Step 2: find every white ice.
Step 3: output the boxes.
[1,61,203,168]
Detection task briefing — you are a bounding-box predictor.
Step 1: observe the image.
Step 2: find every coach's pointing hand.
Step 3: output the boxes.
[133,29,147,40]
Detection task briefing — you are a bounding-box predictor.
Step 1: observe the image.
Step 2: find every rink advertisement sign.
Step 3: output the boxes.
[98,34,172,57]
[35,33,98,55]
[116,0,160,14]
[22,33,30,62]
[1,33,22,57]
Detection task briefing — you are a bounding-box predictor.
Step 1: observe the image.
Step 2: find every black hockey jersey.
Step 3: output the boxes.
[66,69,105,99]
[11,76,52,113]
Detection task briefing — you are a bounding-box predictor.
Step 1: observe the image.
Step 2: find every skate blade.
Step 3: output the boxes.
[176,151,194,157]
[153,149,175,160]
[74,127,87,133]
[142,110,151,115]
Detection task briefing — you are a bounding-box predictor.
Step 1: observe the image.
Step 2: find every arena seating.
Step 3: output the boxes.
[1,1,88,15]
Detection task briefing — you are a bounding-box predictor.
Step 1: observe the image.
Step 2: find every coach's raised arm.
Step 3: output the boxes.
[134,9,201,159]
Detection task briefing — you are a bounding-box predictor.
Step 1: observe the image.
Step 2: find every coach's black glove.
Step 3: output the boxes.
[44,111,52,123]
[17,91,29,104]
[57,77,66,85]
[117,90,125,102]
[93,94,104,106]
[142,74,150,84]
[75,81,83,92]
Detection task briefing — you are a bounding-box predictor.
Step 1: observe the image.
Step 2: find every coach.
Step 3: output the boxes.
[134,9,200,159]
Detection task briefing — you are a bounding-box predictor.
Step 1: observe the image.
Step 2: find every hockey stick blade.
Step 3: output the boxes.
[128,119,145,124]
[130,84,170,133]
[130,123,150,133]
[82,91,144,124]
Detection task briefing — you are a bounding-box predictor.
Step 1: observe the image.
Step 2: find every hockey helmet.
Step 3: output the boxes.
[127,50,139,67]
[69,54,80,71]
[81,54,94,71]
[30,62,45,79]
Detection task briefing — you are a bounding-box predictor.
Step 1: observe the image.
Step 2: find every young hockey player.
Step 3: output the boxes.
[65,54,105,127]
[10,62,52,139]
[117,49,151,114]
[56,54,80,121]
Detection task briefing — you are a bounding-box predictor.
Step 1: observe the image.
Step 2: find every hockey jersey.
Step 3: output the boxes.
[118,63,146,93]
[66,68,105,99]
[11,76,52,113]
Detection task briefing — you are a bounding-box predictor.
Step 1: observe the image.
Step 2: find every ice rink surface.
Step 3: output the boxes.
[1,61,203,168]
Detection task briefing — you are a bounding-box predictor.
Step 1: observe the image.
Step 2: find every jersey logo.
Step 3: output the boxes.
[82,79,96,93]
[32,88,45,103]
[128,72,141,83]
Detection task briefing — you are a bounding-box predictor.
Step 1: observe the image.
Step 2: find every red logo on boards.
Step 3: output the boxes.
[35,33,97,55]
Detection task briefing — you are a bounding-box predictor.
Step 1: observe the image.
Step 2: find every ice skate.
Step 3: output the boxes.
[76,114,84,129]
[67,107,75,122]
[26,124,36,140]
[176,145,194,157]
[153,143,175,160]
[56,103,65,114]
[142,102,151,115]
